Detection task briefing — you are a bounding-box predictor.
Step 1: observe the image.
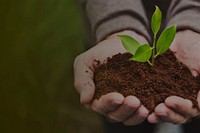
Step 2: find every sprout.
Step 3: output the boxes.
[119,6,176,66]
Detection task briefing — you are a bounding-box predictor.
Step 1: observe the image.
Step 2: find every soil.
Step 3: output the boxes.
[93,51,200,112]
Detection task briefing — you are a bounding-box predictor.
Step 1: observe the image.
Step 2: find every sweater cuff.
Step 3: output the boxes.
[167,10,200,34]
[167,0,200,33]
[95,15,150,43]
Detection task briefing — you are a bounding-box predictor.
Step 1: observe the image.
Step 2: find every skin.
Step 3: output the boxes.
[74,30,149,125]
[148,30,200,124]
[74,30,200,126]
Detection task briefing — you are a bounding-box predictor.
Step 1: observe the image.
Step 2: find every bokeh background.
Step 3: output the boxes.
[0,0,103,133]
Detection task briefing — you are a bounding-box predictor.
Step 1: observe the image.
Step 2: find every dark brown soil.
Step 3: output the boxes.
[94,51,200,112]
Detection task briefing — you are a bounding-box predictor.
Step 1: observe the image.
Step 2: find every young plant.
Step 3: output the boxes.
[119,6,176,66]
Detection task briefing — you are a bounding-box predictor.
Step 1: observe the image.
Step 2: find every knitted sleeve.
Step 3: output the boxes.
[78,0,150,43]
[167,0,200,33]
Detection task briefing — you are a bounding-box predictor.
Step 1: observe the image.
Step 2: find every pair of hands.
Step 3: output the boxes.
[74,30,200,126]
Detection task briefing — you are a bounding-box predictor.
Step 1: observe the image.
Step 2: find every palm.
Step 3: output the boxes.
[170,30,200,76]
[148,30,200,124]
[74,31,149,125]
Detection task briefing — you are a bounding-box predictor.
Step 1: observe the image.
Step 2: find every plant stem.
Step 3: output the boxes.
[147,60,153,66]
[152,34,157,66]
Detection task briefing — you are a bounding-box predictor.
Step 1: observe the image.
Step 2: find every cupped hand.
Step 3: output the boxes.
[148,96,199,124]
[74,30,149,125]
[148,30,200,124]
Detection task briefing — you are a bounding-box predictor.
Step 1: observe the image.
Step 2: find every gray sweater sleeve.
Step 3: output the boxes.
[167,0,200,33]
[79,0,150,43]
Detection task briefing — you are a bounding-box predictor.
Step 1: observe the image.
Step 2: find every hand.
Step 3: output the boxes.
[74,30,149,125]
[148,30,200,124]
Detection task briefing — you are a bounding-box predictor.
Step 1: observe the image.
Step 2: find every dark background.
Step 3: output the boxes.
[0,0,171,133]
[0,0,103,133]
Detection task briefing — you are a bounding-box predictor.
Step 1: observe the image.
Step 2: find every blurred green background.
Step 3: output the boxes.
[0,0,103,133]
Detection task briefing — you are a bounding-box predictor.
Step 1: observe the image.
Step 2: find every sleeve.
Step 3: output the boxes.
[166,0,200,33]
[78,0,150,43]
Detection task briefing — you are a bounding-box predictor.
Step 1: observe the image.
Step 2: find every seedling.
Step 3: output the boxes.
[119,6,176,66]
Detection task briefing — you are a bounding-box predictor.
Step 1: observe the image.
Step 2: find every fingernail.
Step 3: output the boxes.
[80,89,87,104]
[112,100,121,105]
[191,70,198,77]
[160,112,168,117]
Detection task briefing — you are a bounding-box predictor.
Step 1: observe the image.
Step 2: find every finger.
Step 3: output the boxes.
[107,96,140,122]
[148,112,162,123]
[154,103,187,124]
[190,69,199,77]
[91,92,124,115]
[123,105,149,126]
[75,76,95,104]
[197,91,200,110]
[74,55,95,104]
[165,96,199,117]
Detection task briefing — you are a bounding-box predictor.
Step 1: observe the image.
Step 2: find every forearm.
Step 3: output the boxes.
[167,0,200,33]
[78,0,150,43]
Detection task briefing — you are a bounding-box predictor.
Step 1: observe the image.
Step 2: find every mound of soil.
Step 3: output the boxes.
[94,51,200,112]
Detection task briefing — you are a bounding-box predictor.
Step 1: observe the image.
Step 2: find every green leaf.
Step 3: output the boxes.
[130,44,152,62]
[151,6,162,35]
[156,25,176,55]
[118,35,141,55]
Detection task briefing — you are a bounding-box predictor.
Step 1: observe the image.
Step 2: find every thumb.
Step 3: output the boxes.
[197,91,200,110]
[74,54,96,105]
[190,69,198,77]
[79,79,95,104]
